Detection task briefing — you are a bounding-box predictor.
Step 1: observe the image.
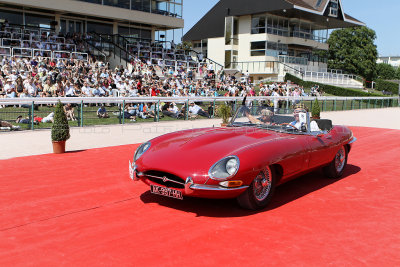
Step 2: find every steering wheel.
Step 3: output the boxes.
[280,123,298,130]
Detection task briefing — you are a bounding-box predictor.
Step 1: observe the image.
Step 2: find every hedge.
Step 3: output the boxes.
[284,73,382,97]
[375,79,398,95]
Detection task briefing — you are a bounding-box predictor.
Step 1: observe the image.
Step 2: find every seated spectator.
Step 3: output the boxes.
[64,103,77,121]
[97,105,109,118]
[188,101,209,118]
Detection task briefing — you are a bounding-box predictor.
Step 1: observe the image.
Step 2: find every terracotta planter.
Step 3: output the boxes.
[52,141,66,154]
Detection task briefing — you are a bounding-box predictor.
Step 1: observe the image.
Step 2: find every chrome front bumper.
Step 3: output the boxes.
[184,177,249,195]
[129,161,248,195]
[349,136,357,144]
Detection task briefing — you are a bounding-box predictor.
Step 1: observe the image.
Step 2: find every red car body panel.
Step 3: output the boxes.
[133,125,354,199]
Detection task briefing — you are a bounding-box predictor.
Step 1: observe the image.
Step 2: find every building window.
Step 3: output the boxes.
[250,41,266,56]
[0,10,23,25]
[79,0,102,4]
[25,13,55,29]
[87,21,113,34]
[328,0,339,17]
[251,16,265,34]
[267,16,289,37]
[266,42,287,57]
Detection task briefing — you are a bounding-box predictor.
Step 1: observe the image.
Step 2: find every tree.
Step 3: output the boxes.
[376,63,397,80]
[396,67,400,80]
[327,26,378,82]
[176,41,193,51]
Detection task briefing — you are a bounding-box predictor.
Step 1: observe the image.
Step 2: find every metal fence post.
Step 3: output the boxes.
[381,98,384,108]
[323,99,326,112]
[374,98,377,108]
[213,99,216,118]
[334,98,337,111]
[351,99,354,110]
[122,100,125,124]
[344,99,347,110]
[185,99,189,120]
[80,100,83,127]
[157,100,160,122]
[118,102,122,124]
[30,101,34,130]
[234,100,237,113]
[359,99,362,109]
[367,98,370,109]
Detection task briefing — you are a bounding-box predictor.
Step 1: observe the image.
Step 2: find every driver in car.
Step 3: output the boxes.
[246,108,274,125]
[289,105,320,132]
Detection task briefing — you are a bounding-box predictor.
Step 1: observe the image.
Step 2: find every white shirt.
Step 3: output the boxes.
[189,104,201,115]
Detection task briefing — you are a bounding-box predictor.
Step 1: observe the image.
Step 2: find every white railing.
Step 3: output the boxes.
[12,47,33,57]
[304,71,363,85]
[279,55,308,65]
[0,46,11,56]
[6,47,88,61]
[33,49,52,58]
[2,96,397,106]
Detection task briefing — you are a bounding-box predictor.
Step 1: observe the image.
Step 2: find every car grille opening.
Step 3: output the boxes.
[144,170,185,189]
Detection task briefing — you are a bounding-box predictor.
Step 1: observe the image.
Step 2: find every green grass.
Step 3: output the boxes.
[1,99,398,131]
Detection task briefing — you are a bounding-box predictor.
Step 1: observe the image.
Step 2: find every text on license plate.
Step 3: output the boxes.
[150,185,183,200]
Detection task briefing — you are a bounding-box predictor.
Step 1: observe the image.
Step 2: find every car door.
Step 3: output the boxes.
[278,134,309,179]
[306,131,337,169]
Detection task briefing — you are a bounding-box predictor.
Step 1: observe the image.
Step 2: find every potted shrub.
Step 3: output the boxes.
[51,101,70,154]
[217,103,232,127]
[312,98,321,119]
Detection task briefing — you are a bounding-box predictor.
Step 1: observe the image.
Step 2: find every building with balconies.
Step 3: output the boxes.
[0,0,183,41]
[184,0,365,86]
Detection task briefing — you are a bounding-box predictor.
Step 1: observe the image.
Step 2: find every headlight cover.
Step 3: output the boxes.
[134,142,151,162]
[208,156,240,181]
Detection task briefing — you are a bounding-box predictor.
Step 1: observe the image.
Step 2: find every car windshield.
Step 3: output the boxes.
[229,105,312,134]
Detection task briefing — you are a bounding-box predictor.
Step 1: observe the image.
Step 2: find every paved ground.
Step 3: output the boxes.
[1,107,399,160]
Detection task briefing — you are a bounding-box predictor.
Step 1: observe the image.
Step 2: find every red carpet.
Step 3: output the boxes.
[0,127,399,266]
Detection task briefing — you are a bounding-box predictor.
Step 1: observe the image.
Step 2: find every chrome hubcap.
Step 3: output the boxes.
[253,168,272,201]
[335,147,346,173]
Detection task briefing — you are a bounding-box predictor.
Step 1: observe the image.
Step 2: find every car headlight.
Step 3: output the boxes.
[134,142,151,162]
[208,156,240,180]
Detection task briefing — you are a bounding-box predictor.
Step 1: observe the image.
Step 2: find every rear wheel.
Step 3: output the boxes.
[323,145,348,178]
[237,166,276,210]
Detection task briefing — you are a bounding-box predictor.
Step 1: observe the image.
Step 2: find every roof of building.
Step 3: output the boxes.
[183,0,365,41]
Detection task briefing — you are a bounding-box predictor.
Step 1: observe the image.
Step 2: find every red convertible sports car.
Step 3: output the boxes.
[129,104,356,209]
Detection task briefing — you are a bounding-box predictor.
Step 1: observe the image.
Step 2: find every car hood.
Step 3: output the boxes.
[136,127,289,181]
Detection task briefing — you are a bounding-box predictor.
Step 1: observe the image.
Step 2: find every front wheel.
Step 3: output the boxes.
[323,145,348,179]
[237,166,276,210]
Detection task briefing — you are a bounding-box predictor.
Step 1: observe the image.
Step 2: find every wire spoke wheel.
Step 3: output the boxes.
[334,147,346,173]
[323,145,348,179]
[253,168,272,201]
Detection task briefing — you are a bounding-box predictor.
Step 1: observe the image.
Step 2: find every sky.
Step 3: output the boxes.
[178,0,400,56]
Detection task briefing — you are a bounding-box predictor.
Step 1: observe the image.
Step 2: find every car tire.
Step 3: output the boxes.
[237,166,276,210]
[323,145,348,179]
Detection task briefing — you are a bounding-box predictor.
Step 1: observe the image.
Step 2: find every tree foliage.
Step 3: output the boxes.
[51,101,70,142]
[311,98,320,118]
[176,41,193,51]
[327,26,378,81]
[376,63,397,80]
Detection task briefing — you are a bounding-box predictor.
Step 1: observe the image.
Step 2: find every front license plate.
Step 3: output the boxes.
[150,185,183,200]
